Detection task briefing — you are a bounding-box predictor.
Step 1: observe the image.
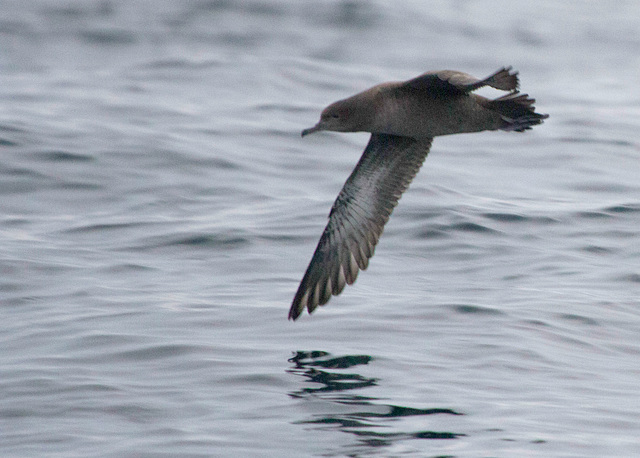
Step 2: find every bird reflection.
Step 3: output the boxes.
[287,351,465,452]
[288,351,377,396]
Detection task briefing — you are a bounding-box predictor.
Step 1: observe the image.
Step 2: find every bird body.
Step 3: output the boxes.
[290,67,548,320]
[373,86,503,138]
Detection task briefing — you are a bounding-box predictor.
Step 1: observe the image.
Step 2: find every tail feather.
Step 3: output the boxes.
[482,92,549,132]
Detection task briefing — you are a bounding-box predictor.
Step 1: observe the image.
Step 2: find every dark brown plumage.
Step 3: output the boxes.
[290,67,548,320]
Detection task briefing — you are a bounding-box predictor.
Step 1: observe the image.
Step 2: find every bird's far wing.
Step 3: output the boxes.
[400,67,518,95]
[289,134,433,320]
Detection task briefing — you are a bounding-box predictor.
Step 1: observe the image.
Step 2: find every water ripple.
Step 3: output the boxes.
[288,351,466,454]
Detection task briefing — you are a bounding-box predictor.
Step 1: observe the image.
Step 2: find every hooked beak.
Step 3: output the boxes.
[301,123,322,137]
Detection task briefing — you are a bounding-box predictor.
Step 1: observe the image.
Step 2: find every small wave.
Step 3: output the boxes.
[32,151,94,162]
[134,232,251,251]
[579,245,614,254]
[64,222,151,235]
[0,138,19,146]
[577,203,640,219]
[482,212,559,225]
[449,304,505,316]
[110,344,211,362]
[450,221,499,234]
[557,313,599,326]
[137,57,223,70]
[617,273,640,283]
[79,29,137,45]
[604,203,640,214]
[559,136,636,148]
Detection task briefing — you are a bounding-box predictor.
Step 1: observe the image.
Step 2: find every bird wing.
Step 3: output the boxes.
[289,134,433,320]
[400,67,519,94]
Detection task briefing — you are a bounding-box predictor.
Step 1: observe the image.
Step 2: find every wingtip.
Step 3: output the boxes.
[492,66,519,91]
[288,301,302,321]
[288,288,309,321]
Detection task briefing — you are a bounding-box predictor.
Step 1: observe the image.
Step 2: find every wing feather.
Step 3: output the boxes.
[289,134,433,320]
[400,67,518,95]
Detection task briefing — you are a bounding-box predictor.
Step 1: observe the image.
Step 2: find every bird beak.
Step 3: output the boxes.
[301,123,322,137]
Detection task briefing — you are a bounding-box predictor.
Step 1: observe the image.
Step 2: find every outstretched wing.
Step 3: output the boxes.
[401,67,519,95]
[289,134,433,320]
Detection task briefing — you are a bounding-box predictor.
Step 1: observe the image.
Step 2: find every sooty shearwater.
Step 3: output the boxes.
[290,67,548,320]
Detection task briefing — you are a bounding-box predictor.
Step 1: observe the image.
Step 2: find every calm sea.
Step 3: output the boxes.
[1,1,639,456]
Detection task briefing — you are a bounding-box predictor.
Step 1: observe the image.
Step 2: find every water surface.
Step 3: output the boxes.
[2,1,640,456]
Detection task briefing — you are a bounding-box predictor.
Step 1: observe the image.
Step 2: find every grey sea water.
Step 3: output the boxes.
[1,1,639,456]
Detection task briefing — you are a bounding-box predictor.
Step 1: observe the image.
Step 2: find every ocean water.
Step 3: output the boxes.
[1,1,640,456]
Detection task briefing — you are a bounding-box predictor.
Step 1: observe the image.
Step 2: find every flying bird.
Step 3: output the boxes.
[290,67,548,320]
